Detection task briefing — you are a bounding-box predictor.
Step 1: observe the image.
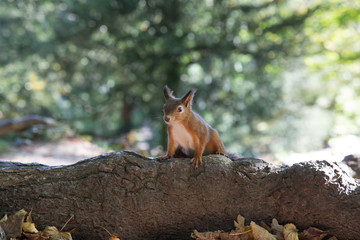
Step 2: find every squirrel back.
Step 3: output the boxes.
[156,86,230,167]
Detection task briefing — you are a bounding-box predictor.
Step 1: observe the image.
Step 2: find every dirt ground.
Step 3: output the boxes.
[0,138,107,166]
[1,135,359,170]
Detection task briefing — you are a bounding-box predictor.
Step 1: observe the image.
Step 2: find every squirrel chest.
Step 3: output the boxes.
[170,123,195,152]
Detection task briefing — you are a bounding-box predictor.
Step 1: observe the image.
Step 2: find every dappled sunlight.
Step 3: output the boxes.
[276,135,360,166]
[0,138,106,166]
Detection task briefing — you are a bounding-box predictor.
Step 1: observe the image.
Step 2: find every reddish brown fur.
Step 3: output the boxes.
[157,86,227,167]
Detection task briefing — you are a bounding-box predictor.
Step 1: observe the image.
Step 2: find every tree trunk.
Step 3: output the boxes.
[119,98,133,134]
[0,151,359,240]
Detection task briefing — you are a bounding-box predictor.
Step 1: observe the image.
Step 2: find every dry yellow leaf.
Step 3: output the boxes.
[234,215,245,229]
[102,227,120,240]
[15,209,27,216]
[236,226,251,233]
[43,226,72,240]
[23,222,39,233]
[250,221,276,240]
[283,224,298,240]
[0,215,7,223]
[109,236,120,240]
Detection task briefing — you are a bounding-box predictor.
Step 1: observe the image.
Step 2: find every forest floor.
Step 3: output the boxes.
[0,138,107,166]
[0,135,359,168]
[275,135,360,165]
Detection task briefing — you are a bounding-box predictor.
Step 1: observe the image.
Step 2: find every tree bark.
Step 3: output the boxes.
[0,115,55,136]
[0,151,359,240]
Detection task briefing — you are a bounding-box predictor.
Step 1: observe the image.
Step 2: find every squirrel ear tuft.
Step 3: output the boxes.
[164,85,174,100]
[181,89,196,108]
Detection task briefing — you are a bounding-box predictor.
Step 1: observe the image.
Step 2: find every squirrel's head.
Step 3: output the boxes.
[162,85,196,125]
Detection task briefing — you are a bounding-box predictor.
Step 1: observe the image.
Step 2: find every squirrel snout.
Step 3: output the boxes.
[164,116,170,123]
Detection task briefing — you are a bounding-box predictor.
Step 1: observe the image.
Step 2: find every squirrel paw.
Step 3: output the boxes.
[190,157,202,168]
[156,155,171,161]
[216,152,229,158]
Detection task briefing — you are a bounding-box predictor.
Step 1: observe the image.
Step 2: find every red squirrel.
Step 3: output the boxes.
[156,86,228,167]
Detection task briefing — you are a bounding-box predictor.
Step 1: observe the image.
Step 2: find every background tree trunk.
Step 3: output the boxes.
[119,97,133,134]
[0,151,359,240]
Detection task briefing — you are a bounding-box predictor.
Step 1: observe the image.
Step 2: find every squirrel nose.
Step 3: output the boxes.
[164,116,170,122]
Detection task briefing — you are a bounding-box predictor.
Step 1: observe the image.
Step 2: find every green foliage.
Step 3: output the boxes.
[0,140,11,153]
[0,0,359,158]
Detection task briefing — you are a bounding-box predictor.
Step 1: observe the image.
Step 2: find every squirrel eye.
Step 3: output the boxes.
[177,106,183,112]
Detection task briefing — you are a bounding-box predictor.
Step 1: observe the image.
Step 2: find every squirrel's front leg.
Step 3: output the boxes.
[190,138,206,168]
[156,133,176,161]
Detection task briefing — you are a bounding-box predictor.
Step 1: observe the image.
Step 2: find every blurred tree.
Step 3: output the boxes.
[268,0,360,156]
[0,0,358,157]
[304,0,360,135]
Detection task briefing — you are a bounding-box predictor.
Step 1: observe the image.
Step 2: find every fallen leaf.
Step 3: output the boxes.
[0,215,7,223]
[283,224,298,240]
[23,222,39,233]
[188,214,339,240]
[23,209,39,234]
[299,227,328,240]
[16,209,27,216]
[42,226,72,240]
[234,215,245,229]
[250,221,277,240]
[102,227,120,240]
[26,209,34,223]
[191,229,222,240]
[233,215,251,239]
[271,219,284,240]
[109,236,120,240]
[230,228,253,240]
[23,231,49,240]
[0,209,27,238]
[233,226,253,240]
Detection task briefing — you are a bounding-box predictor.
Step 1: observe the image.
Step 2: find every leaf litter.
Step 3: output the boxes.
[0,210,336,240]
[191,214,338,240]
[0,210,74,240]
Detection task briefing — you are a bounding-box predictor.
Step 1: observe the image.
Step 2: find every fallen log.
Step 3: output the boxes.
[0,151,359,240]
[0,115,56,136]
